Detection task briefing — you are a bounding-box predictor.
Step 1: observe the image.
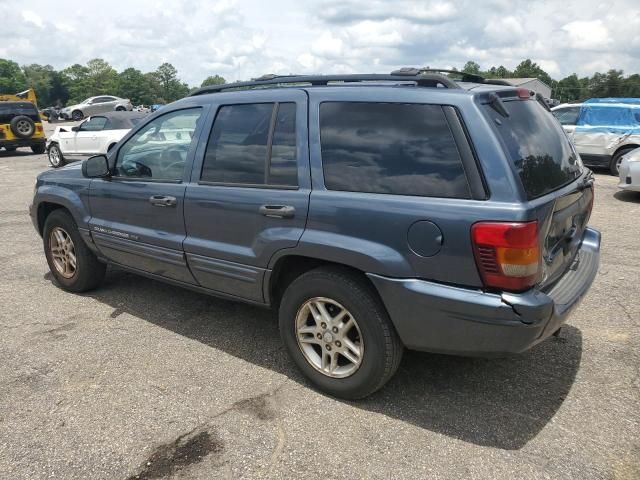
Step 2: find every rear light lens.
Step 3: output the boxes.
[471,221,540,292]
[517,88,532,99]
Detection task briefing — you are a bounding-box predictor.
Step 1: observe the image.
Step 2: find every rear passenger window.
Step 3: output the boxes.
[320,102,470,198]
[201,103,298,186]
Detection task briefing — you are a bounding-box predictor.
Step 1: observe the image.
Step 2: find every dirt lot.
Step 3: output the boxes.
[0,130,639,479]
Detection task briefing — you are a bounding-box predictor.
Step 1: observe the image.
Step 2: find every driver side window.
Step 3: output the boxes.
[114,108,202,181]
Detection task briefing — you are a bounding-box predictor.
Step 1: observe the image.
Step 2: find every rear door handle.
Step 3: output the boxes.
[259,204,295,218]
[149,195,177,207]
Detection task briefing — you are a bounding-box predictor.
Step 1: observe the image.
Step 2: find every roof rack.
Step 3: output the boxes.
[190,71,460,96]
[390,67,487,84]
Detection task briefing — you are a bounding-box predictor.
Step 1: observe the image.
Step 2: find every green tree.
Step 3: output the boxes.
[0,58,26,93]
[117,67,158,104]
[154,63,189,102]
[624,74,640,97]
[22,64,55,106]
[513,59,553,86]
[61,63,90,103]
[462,61,481,75]
[201,75,226,87]
[85,58,118,95]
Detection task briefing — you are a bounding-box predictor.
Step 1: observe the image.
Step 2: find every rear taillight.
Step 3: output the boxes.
[471,221,540,292]
[517,88,532,99]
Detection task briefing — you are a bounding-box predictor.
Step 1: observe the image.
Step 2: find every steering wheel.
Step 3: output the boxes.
[161,146,186,175]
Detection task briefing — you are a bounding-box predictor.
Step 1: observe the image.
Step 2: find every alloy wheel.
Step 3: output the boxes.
[49,227,77,278]
[49,146,61,166]
[295,297,364,378]
[16,120,33,136]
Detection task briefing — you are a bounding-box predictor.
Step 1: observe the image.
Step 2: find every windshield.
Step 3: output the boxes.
[484,99,583,199]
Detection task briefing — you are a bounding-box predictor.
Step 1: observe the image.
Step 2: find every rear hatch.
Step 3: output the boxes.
[481,92,594,289]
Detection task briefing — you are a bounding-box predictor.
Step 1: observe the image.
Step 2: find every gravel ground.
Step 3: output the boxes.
[0,125,639,479]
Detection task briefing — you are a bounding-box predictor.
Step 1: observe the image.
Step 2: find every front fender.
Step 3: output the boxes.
[34,183,92,233]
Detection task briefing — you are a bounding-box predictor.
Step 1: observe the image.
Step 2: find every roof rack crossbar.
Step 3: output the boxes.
[190,72,459,96]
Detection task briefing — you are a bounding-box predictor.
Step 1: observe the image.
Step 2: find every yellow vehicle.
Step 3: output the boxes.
[0,88,38,104]
[0,89,46,154]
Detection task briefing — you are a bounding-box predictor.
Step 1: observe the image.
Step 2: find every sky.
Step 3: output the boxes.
[1,0,639,86]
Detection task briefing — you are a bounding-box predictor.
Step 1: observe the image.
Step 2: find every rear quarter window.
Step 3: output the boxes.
[319,102,471,198]
[484,99,582,199]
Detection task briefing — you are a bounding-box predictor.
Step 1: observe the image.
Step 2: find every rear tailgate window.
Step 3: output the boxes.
[483,99,583,199]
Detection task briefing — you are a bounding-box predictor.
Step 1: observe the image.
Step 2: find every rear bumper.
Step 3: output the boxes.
[369,227,601,355]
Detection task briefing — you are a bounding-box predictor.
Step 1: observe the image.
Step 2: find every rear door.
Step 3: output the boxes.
[483,97,593,287]
[183,90,310,302]
[89,107,206,283]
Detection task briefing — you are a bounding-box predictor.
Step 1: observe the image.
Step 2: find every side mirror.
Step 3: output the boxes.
[71,126,80,132]
[82,155,111,178]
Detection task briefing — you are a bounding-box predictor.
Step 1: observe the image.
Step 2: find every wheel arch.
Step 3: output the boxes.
[265,254,381,307]
[34,186,91,236]
[37,202,70,236]
[614,144,639,158]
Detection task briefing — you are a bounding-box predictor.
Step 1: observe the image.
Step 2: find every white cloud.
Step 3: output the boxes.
[562,20,611,50]
[0,0,638,87]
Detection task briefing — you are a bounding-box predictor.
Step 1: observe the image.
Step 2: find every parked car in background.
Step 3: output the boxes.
[30,71,600,399]
[618,146,640,192]
[47,111,146,167]
[0,101,46,154]
[551,98,640,175]
[150,104,165,112]
[60,96,133,121]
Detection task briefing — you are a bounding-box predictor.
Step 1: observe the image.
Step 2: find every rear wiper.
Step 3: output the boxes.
[576,171,594,191]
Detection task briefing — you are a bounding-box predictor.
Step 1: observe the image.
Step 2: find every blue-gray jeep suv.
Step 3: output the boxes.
[30,70,601,399]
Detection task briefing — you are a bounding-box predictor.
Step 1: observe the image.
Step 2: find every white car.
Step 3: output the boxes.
[551,100,640,176]
[47,111,147,168]
[618,147,640,192]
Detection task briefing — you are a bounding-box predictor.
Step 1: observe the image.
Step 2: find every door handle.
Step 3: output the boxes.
[259,204,295,218]
[149,195,177,207]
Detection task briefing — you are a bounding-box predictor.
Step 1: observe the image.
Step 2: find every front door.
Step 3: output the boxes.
[183,92,310,302]
[89,107,206,284]
[75,115,107,154]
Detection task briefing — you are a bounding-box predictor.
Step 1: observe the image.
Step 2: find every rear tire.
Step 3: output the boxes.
[279,266,403,399]
[611,148,635,176]
[47,143,66,168]
[31,144,45,154]
[43,210,106,292]
[4,146,17,152]
[115,106,126,111]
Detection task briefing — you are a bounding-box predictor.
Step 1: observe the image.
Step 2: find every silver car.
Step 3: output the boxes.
[618,147,640,192]
[60,95,132,121]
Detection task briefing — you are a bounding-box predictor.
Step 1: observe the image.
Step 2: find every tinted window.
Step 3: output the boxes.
[552,107,580,125]
[320,102,470,198]
[0,103,38,115]
[485,100,582,199]
[201,103,273,184]
[115,108,201,181]
[81,116,108,131]
[269,103,297,186]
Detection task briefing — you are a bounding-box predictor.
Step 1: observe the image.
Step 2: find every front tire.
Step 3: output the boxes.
[279,267,403,399]
[71,110,83,121]
[43,210,106,292]
[4,146,17,152]
[47,143,66,168]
